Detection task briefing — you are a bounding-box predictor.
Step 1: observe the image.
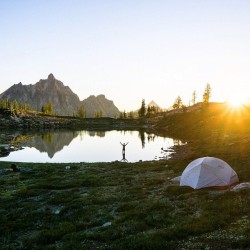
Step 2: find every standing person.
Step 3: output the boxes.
[120,142,128,162]
[120,142,128,154]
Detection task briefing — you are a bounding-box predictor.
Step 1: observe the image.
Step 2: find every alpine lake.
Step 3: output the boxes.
[0,129,185,163]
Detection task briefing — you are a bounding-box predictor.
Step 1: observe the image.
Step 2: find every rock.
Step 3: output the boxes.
[171,176,181,184]
[0,144,10,150]
[231,182,250,191]
[102,222,112,227]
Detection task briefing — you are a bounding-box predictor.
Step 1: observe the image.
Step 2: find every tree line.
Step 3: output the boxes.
[137,83,212,118]
[0,99,31,114]
[0,99,55,115]
[172,83,211,110]
[0,83,212,118]
[0,98,105,118]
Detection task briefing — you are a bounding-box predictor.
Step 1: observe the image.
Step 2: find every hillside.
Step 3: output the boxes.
[156,102,250,139]
[154,102,250,181]
[81,94,120,118]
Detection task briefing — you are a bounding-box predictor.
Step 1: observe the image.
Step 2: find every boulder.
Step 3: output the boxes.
[231,182,250,191]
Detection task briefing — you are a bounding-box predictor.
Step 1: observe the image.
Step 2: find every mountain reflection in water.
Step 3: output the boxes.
[0,130,185,163]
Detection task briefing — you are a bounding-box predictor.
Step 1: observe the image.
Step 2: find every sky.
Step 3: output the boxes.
[1,0,250,111]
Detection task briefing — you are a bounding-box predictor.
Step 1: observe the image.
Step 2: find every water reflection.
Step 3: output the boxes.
[87,131,106,137]
[29,131,79,158]
[139,130,146,148]
[0,130,184,163]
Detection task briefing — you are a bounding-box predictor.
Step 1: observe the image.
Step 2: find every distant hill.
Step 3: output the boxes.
[81,95,120,118]
[0,74,120,117]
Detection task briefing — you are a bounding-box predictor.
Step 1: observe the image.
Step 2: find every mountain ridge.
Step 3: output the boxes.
[0,74,120,117]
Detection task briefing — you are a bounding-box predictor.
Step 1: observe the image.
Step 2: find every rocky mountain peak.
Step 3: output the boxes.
[48,73,55,81]
[97,94,105,99]
[48,73,56,82]
[13,82,23,87]
[0,75,120,117]
[147,100,161,109]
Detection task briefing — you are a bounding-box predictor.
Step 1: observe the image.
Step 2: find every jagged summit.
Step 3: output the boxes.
[48,73,55,80]
[0,74,121,117]
[147,100,161,109]
[0,74,80,115]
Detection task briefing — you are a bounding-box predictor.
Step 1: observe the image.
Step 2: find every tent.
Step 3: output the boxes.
[180,157,239,189]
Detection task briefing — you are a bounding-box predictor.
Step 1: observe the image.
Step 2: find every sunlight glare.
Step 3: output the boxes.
[226,94,246,108]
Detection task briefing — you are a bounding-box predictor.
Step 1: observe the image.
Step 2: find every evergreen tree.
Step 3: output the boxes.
[203,83,211,103]
[47,101,53,114]
[94,110,103,118]
[173,96,183,109]
[77,105,86,118]
[41,101,53,115]
[147,106,151,115]
[123,110,127,119]
[192,90,197,105]
[41,105,45,113]
[13,99,19,111]
[18,100,23,111]
[24,103,30,111]
[138,99,146,117]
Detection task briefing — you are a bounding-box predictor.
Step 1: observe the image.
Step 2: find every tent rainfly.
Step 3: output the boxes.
[180,157,239,189]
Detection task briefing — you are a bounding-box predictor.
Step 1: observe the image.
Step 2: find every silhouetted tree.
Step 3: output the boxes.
[147,106,151,115]
[123,110,127,119]
[182,104,187,113]
[203,83,211,103]
[138,99,146,117]
[173,96,183,109]
[192,90,197,105]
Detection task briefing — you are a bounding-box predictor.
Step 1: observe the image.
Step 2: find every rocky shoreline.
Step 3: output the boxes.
[0,114,149,130]
[0,114,158,158]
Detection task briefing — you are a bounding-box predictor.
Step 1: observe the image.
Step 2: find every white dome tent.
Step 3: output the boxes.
[180,157,239,189]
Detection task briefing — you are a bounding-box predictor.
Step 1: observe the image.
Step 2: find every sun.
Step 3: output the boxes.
[226,94,247,108]
[227,96,243,107]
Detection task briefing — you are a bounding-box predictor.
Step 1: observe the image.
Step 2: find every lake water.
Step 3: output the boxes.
[0,130,184,163]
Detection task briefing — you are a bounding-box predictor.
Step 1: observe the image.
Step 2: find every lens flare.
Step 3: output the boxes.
[226,95,246,108]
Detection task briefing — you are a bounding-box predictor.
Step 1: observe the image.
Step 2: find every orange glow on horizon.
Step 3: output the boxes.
[225,93,249,110]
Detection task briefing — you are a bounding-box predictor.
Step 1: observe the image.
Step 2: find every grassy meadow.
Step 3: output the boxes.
[0,103,249,249]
